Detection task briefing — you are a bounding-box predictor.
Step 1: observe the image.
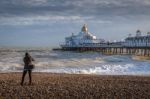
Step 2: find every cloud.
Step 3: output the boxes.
[0,15,112,26]
[0,15,81,25]
[0,0,150,25]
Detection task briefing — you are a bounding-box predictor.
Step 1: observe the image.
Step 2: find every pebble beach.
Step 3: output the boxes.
[0,73,150,99]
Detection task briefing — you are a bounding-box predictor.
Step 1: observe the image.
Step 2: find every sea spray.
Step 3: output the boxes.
[0,47,150,75]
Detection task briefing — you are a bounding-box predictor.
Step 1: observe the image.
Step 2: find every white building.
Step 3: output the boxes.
[124,30,150,47]
[61,25,150,48]
[64,24,105,46]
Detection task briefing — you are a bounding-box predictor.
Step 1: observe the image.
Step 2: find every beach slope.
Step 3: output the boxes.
[0,73,150,99]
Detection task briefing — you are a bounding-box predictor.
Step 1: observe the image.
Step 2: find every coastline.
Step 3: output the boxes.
[132,55,150,60]
[0,73,150,98]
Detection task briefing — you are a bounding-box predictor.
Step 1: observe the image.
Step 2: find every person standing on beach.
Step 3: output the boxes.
[21,52,35,86]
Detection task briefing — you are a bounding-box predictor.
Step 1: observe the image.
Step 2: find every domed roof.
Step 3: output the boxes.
[81,24,88,33]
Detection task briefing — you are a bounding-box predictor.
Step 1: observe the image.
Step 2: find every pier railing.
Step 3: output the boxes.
[61,42,150,48]
[60,42,124,48]
[60,42,150,56]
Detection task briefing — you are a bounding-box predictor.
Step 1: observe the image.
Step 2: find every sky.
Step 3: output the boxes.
[0,0,150,47]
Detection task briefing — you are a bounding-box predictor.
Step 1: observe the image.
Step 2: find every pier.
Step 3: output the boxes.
[55,24,150,56]
[60,44,150,56]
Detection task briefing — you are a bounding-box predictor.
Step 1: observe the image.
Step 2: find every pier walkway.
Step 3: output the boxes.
[60,43,150,56]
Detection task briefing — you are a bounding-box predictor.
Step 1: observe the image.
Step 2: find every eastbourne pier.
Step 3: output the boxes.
[54,24,150,56]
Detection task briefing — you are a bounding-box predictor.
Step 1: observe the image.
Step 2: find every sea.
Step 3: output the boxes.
[0,47,150,75]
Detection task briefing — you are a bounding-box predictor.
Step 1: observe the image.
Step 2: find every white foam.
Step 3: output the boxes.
[0,48,150,75]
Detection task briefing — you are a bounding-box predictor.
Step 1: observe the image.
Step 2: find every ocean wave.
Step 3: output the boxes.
[0,49,150,75]
[102,55,132,62]
[33,63,135,75]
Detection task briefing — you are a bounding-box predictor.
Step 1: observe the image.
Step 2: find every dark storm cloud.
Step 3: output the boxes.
[0,0,150,25]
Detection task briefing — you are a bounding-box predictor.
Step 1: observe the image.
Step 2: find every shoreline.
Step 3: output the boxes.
[0,72,150,76]
[0,72,150,98]
[132,55,150,60]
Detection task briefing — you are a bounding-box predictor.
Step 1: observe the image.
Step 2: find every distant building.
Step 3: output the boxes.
[63,24,105,47]
[60,25,150,50]
[124,30,150,47]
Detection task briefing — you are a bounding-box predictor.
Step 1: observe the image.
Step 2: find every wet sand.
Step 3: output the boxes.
[0,73,150,99]
[132,55,150,60]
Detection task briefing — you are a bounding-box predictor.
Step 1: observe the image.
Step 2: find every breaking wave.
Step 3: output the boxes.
[0,47,150,75]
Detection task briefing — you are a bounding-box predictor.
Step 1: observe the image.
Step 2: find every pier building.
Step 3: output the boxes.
[124,30,150,47]
[55,25,150,56]
[62,24,105,47]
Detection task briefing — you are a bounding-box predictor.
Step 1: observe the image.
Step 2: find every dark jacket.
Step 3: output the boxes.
[23,56,34,69]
